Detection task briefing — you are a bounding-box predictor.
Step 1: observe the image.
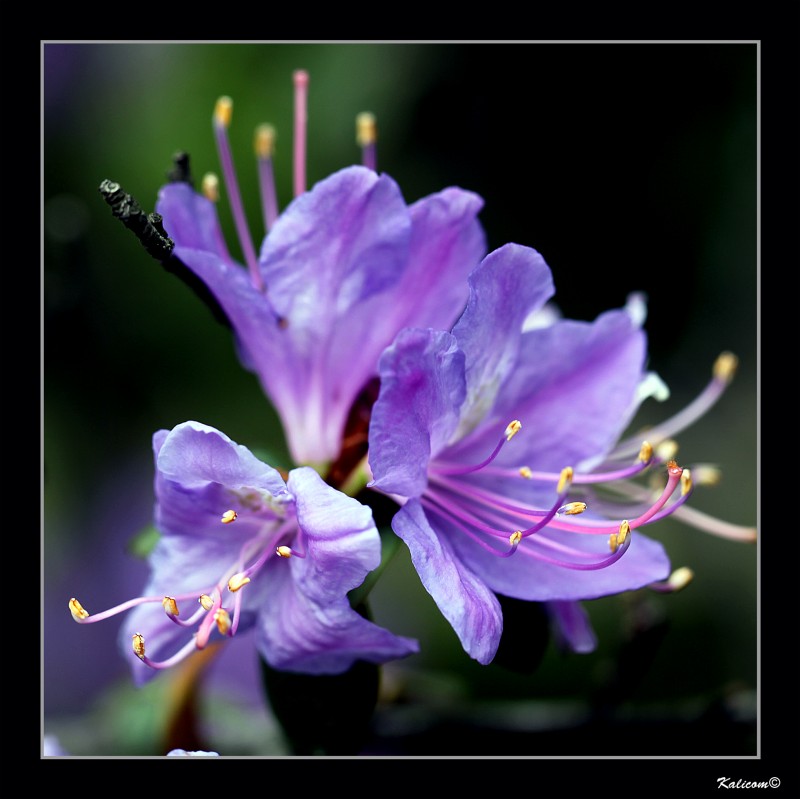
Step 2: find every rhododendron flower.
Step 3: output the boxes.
[70,422,418,682]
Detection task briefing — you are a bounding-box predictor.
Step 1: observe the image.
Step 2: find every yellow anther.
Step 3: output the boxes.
[509,531,523,546]
[202,173,220,203]
[199,594,214,611]
[519,466,532,479]
[655,440,679,462]
[255,123,276,159]
[69,597,89,622]
[132,632,146,659]
[617,520,631,546]
[681,468,693,496]
[355,111,377,147]
[276,545,293,558]
[214,95,233,127]
[609,533,619,553]
[667,566,695,592]
[220,509,238,524]
[557,466,574,494]
[214,609,231,635]
[505,420,522,441]
[162,596,179,616]
[692,464,722,486]
[228,573,251,593]
[713,351,738,383]
[638,441,653,463]
[561,502,587,516]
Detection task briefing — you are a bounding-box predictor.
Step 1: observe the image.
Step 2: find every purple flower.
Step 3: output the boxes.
[155,73,486,468]
[70,421,418,682]
[367,243,749,664]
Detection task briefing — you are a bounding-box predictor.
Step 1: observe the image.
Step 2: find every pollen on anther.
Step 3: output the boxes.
[199,594,214,611]
[69,597,89,622]
[609,533,619,553]
[221,509,238,524]
[656,440,679,462]
[667,566,695,591]
[355,112,377,147]
[692,465,722,486]
[557,467,574,494]
[617,520,631,546]
[519,466,532,479]
[228,573,251,592]
[276,545,292,558]
[132,632,146,659]
[561,502,587,516]
[509,531,523,546]
[202,173,220,203]
[162,596,180,616]
[681,468,693,496]
[638,441,654,463]
[505,420,522,441]
[214,96,233,128]
[214,609,231,635]
[255,123,276,159]
[713,351,738,383]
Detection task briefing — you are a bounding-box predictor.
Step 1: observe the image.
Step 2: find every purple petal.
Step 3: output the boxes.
[369,329,466,497]
[450,244,555,440]
[256,467,419,673]
[392,500,503,665]
[547,600,598,654]
[487,308,647,471]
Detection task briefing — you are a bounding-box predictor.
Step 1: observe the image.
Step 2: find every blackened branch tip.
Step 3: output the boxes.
[98,179,175,263]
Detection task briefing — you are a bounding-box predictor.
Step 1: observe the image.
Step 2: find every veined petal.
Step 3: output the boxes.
[369,329,466,498]
[286,467,381,601]
[393,500,503,665]
[257,467,419,673]
[450,244,555,442]
[256,559,419,674]
[483,308,647,471]
[157,182,235,264]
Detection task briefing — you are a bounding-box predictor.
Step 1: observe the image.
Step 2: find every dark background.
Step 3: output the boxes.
[43,42,759,762]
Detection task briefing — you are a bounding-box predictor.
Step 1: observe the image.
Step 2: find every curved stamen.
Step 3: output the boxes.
[135,634,198,671]
[614,353,738,457]
[213,97,263,292]
[431,421,522,476]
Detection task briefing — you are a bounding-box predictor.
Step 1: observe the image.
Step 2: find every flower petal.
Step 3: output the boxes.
[392,500,503,665]
[256,467,419,673]
[489,308,647,471]
[450,243,555,441]
[546,600,598,654]
[369,328,466,497]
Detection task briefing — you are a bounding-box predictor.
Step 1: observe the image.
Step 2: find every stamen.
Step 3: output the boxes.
[432,421,523,476]
[276,545,293,558]
[255,123,280,231]
[356,111,377,171]
[132,632,146,660]
[199,594,214,611]
[519,466,532,479]
[638,441,653,463]
[681,468,693,496]
[293,70,309,198]
[212,96,263,292]
[649,566,695,593]
[201,173,220,203]
[505,420,522,440]
[656,440,679,462]
[713,351,738,382]
[220,509,238,524]
[214,609,232,636]
[69,598,89,622]
[227,573,251,592]
[559,502,587,515]
[162,596,179,616]
[691,464,722,486]
[557,467,574,494]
